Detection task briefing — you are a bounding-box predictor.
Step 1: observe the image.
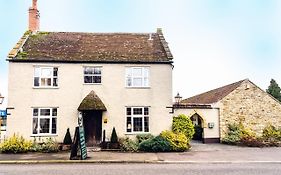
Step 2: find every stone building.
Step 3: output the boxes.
[175,79,281,143]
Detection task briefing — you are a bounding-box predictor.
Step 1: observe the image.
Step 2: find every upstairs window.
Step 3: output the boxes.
[125,67,149,87]
[84,67,102,84]
[34,67,58,87]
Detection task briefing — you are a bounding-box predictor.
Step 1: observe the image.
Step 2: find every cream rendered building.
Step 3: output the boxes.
[7,1,173,145]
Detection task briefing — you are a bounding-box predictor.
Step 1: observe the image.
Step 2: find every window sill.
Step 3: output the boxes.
[83,83,102,85]
[31,134,58,137]
[125,87,150,89]
[33,87,59,89]
[125,132,150,135]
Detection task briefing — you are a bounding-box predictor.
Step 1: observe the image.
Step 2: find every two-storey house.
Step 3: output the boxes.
[7,0,173,145]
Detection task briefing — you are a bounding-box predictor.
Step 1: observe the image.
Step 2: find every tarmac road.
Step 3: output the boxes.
[0,163,280,175]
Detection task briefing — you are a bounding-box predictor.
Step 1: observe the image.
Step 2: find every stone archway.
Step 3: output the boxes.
[190,113,204,141]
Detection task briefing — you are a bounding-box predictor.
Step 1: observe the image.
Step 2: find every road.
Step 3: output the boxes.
[0,163,280,175]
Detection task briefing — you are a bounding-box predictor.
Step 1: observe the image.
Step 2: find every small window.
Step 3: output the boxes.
[126,67,149,87]
[34,67,58,87]
[84,67,102,84]
[32,108,57,135]
[126,107,149,133]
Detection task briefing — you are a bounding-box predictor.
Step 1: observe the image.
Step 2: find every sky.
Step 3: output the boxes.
[0,0,281,107]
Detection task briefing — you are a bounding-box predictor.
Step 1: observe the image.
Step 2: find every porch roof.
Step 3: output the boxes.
[78,91,107,111]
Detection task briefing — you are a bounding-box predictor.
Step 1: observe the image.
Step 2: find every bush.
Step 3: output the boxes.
[110,127,118,143]
[0,134,32,153]
[193,125,203,140]
[222,123,243,145]
[119,138,139,152]
[160,130,189,151]
[139,136,171,152]
[172,114,195,140]
[136,134,154,144]
[262,125,281,141]
[31,138,60,153]
[63,128,72,145]
[239,135,264,147]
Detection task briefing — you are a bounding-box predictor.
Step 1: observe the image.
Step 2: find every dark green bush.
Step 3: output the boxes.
[136,134,154,144]
[139,136,171,152]
[63,128,72,145]
[160,130,189,151]
[119,138,139,152]
[110,127,118,143]
[193,125,203,140]
[172,114,195,140]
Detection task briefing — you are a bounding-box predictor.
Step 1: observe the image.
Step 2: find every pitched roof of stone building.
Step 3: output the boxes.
[181,79,246,105]
[78,91,107,111]
[7,29,173,63]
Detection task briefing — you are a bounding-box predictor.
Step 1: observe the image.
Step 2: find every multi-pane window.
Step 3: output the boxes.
[84,67,102,84]
[32,108,57,135]
[125,67,149,87]
[34,67,58,87]
[126,107,149,133]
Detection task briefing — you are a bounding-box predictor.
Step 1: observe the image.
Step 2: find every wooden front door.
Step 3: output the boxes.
[82,111,102,146]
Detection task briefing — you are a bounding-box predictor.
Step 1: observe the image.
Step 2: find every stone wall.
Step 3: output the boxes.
[219,80,281,138]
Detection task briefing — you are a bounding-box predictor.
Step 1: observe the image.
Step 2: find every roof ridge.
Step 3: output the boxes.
[36,31,157,35]
[181,79,247,104]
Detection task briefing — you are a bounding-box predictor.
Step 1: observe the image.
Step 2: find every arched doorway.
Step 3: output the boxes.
[190,113,204,141]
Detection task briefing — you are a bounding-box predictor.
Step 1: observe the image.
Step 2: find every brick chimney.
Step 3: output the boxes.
[28,0,40,32]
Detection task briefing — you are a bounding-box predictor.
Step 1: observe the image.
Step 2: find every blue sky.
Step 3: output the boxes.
[1,0,281,106]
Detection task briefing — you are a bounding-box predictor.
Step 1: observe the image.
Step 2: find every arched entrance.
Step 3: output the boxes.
[190,113,204,142]
[78,91,107,146]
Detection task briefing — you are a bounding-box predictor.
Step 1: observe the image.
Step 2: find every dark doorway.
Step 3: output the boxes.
[190,113,203,141]
[82,111,102,146]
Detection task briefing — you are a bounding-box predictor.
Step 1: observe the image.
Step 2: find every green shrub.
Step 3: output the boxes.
[63,128,73,145]
[0,134,32,153]
[262,125,281,141]
[160,130,189,151]
[136,134,154,144]
[172,114,195,140]
[110,127,118,143]
[222,123,242,145]
[119,138,139,152]
[31,138,59,153]
[139,136,171,152]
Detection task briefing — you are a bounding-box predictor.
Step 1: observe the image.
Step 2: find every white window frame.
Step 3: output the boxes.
[83,66,102,84]
[32,108,57,136]
[33,67,58,88]
[126,107,149,134]
[125,67,149,88]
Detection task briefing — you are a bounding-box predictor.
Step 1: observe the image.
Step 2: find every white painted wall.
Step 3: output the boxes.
[174,108,220,139]
[7,62,173,142]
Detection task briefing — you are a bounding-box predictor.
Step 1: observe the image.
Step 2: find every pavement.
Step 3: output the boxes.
[0,141,281,164]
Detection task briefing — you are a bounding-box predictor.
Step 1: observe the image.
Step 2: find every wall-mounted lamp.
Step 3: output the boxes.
[208,122,215,129]
[0,94,4,104]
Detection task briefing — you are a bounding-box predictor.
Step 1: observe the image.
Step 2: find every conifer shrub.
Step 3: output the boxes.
[172,114,195,140]
[110,127,118,143]
[63,128,72,145]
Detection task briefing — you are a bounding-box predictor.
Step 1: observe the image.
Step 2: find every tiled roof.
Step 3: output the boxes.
[8,29,173,63]
[181,80,246,105]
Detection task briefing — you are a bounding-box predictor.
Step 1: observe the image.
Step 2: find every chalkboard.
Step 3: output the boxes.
[79,126,87,160]
[70,126,87,160]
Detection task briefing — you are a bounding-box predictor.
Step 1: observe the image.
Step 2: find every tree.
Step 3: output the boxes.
[266,79,281,102]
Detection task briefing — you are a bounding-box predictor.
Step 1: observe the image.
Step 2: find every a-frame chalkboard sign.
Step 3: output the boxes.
[70,112,87,160]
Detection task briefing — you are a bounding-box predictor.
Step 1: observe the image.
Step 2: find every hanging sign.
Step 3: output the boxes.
[0,110,6,117]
